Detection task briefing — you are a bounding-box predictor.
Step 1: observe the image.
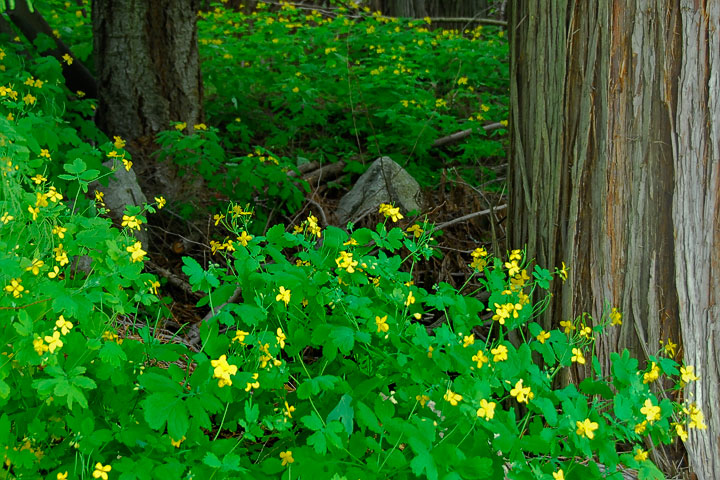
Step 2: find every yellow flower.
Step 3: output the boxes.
[55,315,73,335]
[443,389,462,406]
[504,260,520,277]
[154,196,166,209]
[557,262,569,281]
[427,346,433,358]
[31,174,47,184]
[57,472,68,480]
[1,212,14,224]
[643,362,660,384]
[280,450,294,466]
[610,307,622,326]
[122,158,132,171]
[28,205,39,221]
[48,266,60,278]
[416,394,430,407]
[244,372,260,391]
[232,330,249,344]
[148,280,160,295]
[674,422,688,442]
[121,215,141,230]
[462,334,475,348]
[510,379,532,404]
[170,436,185,448]
[44,331,64,353]
[95,190,105,203]
[680,365,699,384]
[378,203,403,222]
[210,355,238,388]
[376,315,389,333]
[113,136,126,149]
[578,325,592,338]
[4,278,25,298]
[46,186,63,202]
[491,344,508,362]
[559,320,575,334]
[536,330,550,344]
[284,401,295,418]
[406,224,423,237]
[26,258,44,275]
[33,337,48,355]
[571,348,585,365]
[92,462,111,480]
[575,418,598,439]
[472,350,488,368]
[126,241,147,263]
[476,399,495,420]
[194,123,207,130]
[335,251,358,273]
[457,76,468,85]
[634,420,647,434]
[633,447,648,462]
[62,53,73,64]
[405,291,415,307]
[660,338,676,356]
[175,122,187,131]
[684,403,707,430]
[23,93,37,105]
[276,286,291,306]
[552,469,564,480]
[213,213,224,226]
[276,328,286,349]
[640,399,661,423]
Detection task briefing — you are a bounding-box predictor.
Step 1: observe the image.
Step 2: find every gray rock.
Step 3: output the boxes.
[336,157,423,226]
[91,160,149,246]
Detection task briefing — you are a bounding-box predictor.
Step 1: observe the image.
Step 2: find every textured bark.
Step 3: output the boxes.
[672,2,720,478]
[92,0,203,199]
[370,0,490,18]
[509,1,718,478]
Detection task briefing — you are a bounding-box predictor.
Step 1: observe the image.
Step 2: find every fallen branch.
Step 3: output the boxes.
[429,17,507,27]
[433,204,507,231]
[432,122,506,148]
[303,160,346,186]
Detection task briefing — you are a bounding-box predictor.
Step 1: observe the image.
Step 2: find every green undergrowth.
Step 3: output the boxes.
[0,3,707,480]
[35,0,509,196]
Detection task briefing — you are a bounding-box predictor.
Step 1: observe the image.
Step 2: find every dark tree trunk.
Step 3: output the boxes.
[92,0,203,200]
[509,1,719,479]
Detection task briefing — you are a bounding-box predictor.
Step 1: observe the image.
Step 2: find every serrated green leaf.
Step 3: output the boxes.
[167,400,189,440]
[142,393,177,430]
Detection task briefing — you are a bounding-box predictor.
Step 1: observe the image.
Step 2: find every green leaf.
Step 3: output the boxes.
[301,411,324,431]
[167,401,189,440]
[307,430,327,454]
[63,158,87,175]
[99,341,127,367]
[142,393,177,430]
[531,397,558,426]
[0,380,10,399]
[326,394,354,436]
[410,448,438,480]
[329,325,355,354]
[297,375,339,399]
[355,400,381,434]
[138,371,183,394]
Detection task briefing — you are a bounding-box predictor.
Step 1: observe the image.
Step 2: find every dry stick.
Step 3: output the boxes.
[430,17,507,27]
[432,122,506,148]
[303,160,346,186]
[433,204,507,231]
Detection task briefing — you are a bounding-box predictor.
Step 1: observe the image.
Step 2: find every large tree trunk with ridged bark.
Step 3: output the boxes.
[92,0,203,201]
[508,1,718,479]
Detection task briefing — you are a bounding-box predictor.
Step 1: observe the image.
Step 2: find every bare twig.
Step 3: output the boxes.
[432,122,506,148]
[303,160,346,186]
[433,204,507,231]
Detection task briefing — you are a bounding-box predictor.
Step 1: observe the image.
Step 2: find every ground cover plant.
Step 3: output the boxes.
[0,1,707,479]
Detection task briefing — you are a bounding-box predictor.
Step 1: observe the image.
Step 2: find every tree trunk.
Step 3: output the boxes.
[509,1,718,479]
[92,0,203,200]
[370,0,490,19]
